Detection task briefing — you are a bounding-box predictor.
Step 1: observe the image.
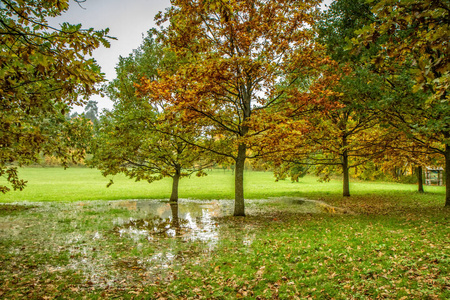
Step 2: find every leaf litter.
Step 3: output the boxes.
[0,197,448,299]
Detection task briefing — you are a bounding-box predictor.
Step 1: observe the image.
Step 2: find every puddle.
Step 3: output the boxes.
[109,200,235,273]
[111,200,233,244]
[0,198,348,291]
[110,198,345,244]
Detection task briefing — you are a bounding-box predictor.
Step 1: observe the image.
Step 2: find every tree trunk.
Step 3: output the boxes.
[417,166,424,193]
[445,144,450,207]
[342,153,350,197]
[234,143,246,216]
[342,136,350,197]
[170,168,181,203]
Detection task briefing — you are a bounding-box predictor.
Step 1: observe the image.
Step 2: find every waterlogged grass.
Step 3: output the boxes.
[0,168,448,298]
[0,197,449,299]
[0,167,446,202]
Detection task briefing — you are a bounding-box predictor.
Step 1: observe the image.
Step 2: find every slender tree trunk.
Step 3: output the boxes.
[417,166,424,193]
[445,144,450,207]
[234,143,246,216]
[342,135,350,197]
[170,167,181,203]
[342,152,350,197]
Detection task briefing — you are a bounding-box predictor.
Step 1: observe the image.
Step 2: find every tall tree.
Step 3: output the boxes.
[139,0,336,216]
[83,100,99,125]
[90,34,211,202]
[0,0,111,192]
[267,68,389,197]
[304,71,388,196]
[357,0,450,206]
[299,0,387,196]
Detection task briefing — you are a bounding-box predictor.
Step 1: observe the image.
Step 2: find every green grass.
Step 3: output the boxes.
[0,167,445,203]
[189,208,449,299]
[0,167,448,299]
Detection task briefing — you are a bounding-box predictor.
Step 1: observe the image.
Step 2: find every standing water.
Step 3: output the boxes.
[110,199,234,245]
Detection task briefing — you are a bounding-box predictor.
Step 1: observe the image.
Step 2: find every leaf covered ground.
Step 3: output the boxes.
[0,193,448,299]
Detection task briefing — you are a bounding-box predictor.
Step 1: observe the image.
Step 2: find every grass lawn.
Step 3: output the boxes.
[0,167,448,299]
[0,167,445,203]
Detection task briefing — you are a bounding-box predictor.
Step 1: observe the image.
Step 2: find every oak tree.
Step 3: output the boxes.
[294,0,388,197]
[90,34,211,202]
[139,0,336,216]
[0,0,111,192]
[303,70,389,196]
[357,0,450,206]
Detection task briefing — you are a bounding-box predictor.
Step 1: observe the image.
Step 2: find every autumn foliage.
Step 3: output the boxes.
[0,0,111,193]
[137,0,340,215]
[356,0,450,206]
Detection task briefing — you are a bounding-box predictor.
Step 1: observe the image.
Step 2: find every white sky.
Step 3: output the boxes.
[49,0,171,113]
[49,0,333,113]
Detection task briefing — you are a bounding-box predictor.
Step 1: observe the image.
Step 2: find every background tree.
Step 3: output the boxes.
[292,0,387,197]
[357,0,450,206]
[372,132,444,192]
[89,34,211,202]
[0,0,111,192]
[140,0,337,216]
[311,0,446,198]
[82,100,99,125]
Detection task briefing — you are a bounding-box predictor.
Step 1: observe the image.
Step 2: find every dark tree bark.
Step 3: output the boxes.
[445,145,450,207]
[170,167,181,202]
[417,166,424,193]
[342,135,350,197]
[234,143,246,216]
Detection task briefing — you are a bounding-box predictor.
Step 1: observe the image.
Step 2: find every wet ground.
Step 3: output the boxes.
[0,198,347,292]
[111,200,227,244]
[1,196,447,299]
[110,198,344,239]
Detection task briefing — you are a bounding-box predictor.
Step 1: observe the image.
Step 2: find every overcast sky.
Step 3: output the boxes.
[49,0,171,112]
[50,0,332,113]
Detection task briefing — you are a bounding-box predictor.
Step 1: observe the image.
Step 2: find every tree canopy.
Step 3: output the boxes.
[90,34,212,202]
[0,0,112,192]
[138,0,338,216]
[356,0,450,206]
[289,0,388,197]
[4,0,448,209]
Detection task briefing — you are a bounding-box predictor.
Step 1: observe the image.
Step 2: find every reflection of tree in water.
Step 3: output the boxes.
[111,200,230,244]
[170,203,182,236]
[113,203,188,238]
[207,200,221,217]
